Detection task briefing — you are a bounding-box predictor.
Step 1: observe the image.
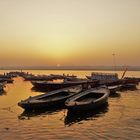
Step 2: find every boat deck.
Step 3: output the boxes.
[77,98,96,102]
[38,92,74,101]
[75,93,103,102]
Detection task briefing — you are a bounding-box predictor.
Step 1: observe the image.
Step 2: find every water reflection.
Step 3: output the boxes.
[18,107,65,120]
[109,92,121,98]
[0,91,6,96]
[0,70,139,140]
[64,103,109,126]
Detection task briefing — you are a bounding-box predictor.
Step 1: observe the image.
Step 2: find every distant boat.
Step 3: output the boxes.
[121,83,137,90]
[0,74,12,79]
[0,73,14,83]
[0,78,14,84]
[22,74,54,81]
[86,72,120,85]
[0,83,5,92]
[18,85,82,110]
[125,77,140,82]
[65,86,110,111]
[107,85,121,95]
[22,73,77,81]
[124,77,139,85]
[86,71,138,90]
[120,78,138,90]
[31,80,98,91]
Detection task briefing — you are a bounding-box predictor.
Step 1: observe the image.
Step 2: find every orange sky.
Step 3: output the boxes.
[0,0,140,66]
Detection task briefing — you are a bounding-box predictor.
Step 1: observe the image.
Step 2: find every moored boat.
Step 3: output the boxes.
[0,83,5,92]
[22,74,54,81]
[87,72,119,85]
[18,85,83,110]
[107,85,121,95]
[120,78,138,90]
[0,74,12,79]
[31,80,98,91]
[22,73,77,81]
[86,71,138,91]
[65,86,110,111]
[124,77,140,84]
[121,83,137,90]
[0,78,14,84]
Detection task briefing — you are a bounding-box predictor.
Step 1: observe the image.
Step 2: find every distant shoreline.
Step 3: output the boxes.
[1,69,140,71]
[0,66,140,71]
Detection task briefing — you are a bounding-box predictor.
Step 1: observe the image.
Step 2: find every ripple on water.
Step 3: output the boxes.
[0,72,140,140]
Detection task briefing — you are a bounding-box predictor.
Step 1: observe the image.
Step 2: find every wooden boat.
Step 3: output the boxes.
[22,73,76,81]
[87,72,119,85]
[120,78,138,90]
[124,77,140,83]
[0,73,14,84]
[86,71,139,90]
[87,72,124,87]
[51,74,77,80]
[0,83,5,92]
[65,86,110,111]
[22,74,54,81]
[0,74,12,79]
[18,85,83,110]
[121,83,137,90]
[107,85,121,95]
[0,78,14,83]
[31,80,97,91]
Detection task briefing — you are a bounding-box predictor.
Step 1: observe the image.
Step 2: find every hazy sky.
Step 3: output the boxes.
[0,0,140,66]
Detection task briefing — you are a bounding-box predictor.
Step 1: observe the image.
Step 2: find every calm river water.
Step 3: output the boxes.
[0,70,140,140]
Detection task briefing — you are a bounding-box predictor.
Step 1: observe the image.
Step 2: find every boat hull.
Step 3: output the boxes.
[67,99,108,112]
[108,85,121,95]
[65,87,110,112]
[18,85,83,110]
[121,83,137,90]
[18,98,67,110]
[31,81,96,91]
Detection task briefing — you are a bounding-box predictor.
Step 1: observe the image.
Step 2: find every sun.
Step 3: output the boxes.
[57,64,60,67]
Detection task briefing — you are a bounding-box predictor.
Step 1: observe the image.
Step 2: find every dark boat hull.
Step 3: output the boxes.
[0,84,4,92]
[0,87,4,92]
[19,97,67,110]
[108,85,121,95]
[18,86,83,110]
[31,81,96,91]
[121,83,137,90]
[67,95,108,112]
[65,87,110,112]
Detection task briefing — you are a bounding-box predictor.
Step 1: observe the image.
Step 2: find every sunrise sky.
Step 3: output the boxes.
[0,0,140,66]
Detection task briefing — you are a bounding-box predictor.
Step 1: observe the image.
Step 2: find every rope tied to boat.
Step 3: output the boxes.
[1,103,17,113]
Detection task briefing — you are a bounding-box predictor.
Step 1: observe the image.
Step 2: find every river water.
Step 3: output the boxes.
[0,70,140,140]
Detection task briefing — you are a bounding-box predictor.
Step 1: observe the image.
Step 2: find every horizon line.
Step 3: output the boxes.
[0,65,140,71]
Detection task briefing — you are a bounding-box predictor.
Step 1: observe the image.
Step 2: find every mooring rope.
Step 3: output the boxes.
[0,103,17,113]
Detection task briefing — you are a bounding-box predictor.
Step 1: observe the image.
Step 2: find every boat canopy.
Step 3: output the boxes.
[91,72,119,84]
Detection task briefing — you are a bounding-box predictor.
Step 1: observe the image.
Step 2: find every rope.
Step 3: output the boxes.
[0,103,17,113]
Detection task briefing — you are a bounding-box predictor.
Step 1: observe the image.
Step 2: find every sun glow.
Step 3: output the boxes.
[0,0,140,66]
